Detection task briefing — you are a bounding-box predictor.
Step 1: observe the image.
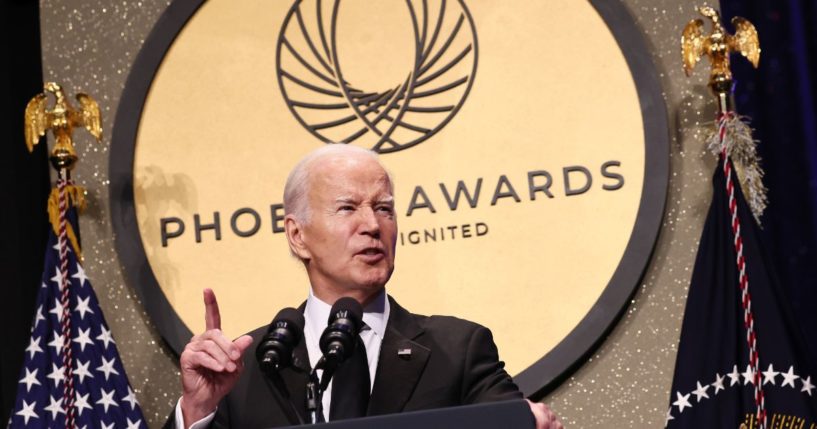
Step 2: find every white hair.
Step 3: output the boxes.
[283,144,389,223]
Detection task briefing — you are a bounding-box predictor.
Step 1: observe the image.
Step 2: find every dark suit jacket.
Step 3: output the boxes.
[169,297,521,428]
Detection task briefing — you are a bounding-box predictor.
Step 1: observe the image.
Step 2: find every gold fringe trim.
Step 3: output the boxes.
[47,185,86,262]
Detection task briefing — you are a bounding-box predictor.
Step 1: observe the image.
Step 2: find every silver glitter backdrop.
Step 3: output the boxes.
[39,0,715,427]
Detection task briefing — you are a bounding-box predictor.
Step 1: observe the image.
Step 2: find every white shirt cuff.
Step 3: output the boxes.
[175,397,216,429]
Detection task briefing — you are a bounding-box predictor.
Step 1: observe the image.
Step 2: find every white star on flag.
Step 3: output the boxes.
[15,399,39,424]
[18,368,41,393]
[781,365,799,388]
[741,365,755,385]
[711,373,725,394]
[762,363,779,385]
[692,381,709,402]
[101,421,115,429]
[46,363,64,387]
[72,263,89,286]
[25,336,43,359]
[47,330,64,354]
[802,376,815,396]
[75,295,95,319]
[96,356,120,381]
[75,391,93,417]
[74,359,94,383]
[126,417,143,429]
[96,387,119,413]
[48,298,64,323]
[122,386,139,410]
[50,266,65,288]
[97,325,115,349]
[52,241,71,253]
[44,394,65,419]
[673,391,692,413]
[73,326,95,352]
[33,305,46,329]
[727,365,741,386]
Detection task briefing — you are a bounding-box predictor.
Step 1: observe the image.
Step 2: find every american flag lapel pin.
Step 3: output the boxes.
[397,348,412,359]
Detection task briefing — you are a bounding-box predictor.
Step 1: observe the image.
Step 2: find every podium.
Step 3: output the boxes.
[280,399,535,428]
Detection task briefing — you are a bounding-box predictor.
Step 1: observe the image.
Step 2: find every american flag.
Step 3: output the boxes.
[9,206,147,428]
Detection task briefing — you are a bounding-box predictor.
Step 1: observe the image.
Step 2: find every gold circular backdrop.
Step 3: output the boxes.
[111,0,668,394]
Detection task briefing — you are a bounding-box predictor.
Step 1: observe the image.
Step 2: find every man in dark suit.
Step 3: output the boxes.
[171,145,562,428]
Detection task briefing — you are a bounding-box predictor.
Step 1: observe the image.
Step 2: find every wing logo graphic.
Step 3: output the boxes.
[276,0,478,153]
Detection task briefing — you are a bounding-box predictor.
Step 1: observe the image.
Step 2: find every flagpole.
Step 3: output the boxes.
[681,6,767,429]
[24,82,102,429]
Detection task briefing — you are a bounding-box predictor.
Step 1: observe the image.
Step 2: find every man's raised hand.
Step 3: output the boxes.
[179,289,253,428]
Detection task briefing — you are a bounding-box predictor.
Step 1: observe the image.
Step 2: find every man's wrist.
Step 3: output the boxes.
[180,395,217,428]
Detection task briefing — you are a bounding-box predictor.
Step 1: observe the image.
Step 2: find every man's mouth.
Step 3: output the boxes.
[356,247,385,262]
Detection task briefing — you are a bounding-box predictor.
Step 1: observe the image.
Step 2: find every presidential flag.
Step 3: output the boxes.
[9,204,147,428]
[665,157,817,428]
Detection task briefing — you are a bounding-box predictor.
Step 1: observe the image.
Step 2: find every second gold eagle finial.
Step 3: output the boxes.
[24,82,102,170]
[681,5,760,92]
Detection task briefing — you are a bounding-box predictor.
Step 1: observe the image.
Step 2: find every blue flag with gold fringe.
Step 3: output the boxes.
[665,161,817,428]
[9,205,147,428]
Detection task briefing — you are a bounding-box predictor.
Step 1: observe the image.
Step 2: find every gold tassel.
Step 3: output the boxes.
[47,185,87,262]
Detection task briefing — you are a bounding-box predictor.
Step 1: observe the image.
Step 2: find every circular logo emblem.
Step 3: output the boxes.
[111,0,669,398]
[276,0,478,153]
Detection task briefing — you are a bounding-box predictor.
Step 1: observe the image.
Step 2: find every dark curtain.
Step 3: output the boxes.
[0,0,50,424]
[719,0,817,358]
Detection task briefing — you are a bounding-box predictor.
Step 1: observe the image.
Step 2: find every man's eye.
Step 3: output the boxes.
[339,205,354,212]
[377,206,394,214]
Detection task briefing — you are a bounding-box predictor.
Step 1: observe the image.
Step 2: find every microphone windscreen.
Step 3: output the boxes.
[272,307,305,335]
[328,297,363,326]
[257,307,305,372]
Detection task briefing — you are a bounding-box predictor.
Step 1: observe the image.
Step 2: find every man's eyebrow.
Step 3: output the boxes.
[376,196,395,204]
[333,196,393,205]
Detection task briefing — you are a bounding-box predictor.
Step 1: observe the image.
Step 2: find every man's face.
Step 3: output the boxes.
[296,154,397,300]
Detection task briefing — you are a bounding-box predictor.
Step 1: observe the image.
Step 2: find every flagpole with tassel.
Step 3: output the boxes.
[682,6,767,429]
[24,81,102,429]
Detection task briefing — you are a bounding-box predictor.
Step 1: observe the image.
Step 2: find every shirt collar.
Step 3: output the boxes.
[305,289,390,339]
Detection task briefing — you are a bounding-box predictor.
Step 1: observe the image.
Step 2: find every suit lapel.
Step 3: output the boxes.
[367,297,430,416]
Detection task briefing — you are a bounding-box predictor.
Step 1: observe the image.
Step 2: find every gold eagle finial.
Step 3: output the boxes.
[24,82,102,261]
[682,6,760,92]
[24,82,102,170]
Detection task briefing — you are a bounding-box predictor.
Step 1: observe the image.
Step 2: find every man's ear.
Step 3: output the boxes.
[284,215,311,260]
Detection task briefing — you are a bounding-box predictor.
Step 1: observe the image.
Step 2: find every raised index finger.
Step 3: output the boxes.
[203,288,221,330]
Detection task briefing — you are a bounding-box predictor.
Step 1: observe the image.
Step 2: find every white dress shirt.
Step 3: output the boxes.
[176,290,390,428]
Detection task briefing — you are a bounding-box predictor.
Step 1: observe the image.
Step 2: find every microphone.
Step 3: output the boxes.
[256,307,305,374]
[319,297,364,364]
[306,297,364,422]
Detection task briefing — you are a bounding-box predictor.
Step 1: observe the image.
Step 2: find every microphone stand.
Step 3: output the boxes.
[305,371,321,424]
[305,352,342,424]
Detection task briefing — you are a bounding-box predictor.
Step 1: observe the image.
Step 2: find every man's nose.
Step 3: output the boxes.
[359,207,381,237]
